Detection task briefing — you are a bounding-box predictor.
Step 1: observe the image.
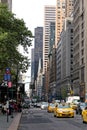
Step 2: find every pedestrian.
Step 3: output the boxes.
[2,103,6,114]
[0,102,2,114]
[9,103,12,115]
[18,103,22,112]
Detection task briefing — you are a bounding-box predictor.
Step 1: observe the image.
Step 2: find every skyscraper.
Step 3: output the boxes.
[43,5,56,73]
[65,0,73,17]
[73,0,87,100]
[0,0,12,11]
[55,0,66,46]
[34,27,43,81]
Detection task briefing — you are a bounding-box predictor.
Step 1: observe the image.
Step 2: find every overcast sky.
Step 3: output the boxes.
[12,0,56,34]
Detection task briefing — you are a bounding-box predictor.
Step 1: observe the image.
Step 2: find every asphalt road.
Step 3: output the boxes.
[18,108,87,130]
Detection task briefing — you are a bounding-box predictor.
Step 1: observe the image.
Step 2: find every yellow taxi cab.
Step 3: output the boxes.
[70,103,77,110]
[54,103,74,118]
[82,106,87,123]
[47,103,55,113]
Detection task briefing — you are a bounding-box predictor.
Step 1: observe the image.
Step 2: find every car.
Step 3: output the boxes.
[22,103,30,109]
[41,102,48,110]
[36,102,41,108]
[70,103,77,110]
[33,102,37,107]
[47,103,55,113]
[76,102,86,114]
[82,106,87,123]
[54,103,74,118]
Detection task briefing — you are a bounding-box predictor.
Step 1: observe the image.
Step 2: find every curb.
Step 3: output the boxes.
[7,113,22,130]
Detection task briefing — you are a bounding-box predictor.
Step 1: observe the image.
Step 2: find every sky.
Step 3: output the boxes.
[12,0,56,91]
[12,0,56,34]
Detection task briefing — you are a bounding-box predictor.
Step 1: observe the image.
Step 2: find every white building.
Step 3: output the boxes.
[43,5,56,73]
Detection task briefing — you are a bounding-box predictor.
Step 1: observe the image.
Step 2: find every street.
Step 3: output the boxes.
[18,108,87,130]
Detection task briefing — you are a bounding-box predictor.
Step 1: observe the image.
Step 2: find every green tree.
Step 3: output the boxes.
[0,4,33,80]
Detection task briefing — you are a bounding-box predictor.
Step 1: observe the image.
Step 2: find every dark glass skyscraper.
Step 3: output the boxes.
[34,27,43,81]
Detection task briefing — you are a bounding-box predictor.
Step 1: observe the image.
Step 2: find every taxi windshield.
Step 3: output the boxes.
[58,104,70,108]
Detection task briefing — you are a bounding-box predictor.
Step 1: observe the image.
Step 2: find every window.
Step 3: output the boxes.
[71,29,73,33]
[62,2,65,8]
[81,32,84,38]
[81,67,84,82]
[81,40,84,47]
[81,58,84,64]
[81,49,84,56]
[82,23,84,29]
[71,54,73,58]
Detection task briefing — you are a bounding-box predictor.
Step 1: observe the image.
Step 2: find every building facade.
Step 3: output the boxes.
[36,58,43,100]
[56,40,62,99]
[61,17,73,99]
[73,0,87,101]
[34,27,43,81]
[43,5,56,73]
[0,0,12,11]
[55,0,66,46]
[65,0,73,17]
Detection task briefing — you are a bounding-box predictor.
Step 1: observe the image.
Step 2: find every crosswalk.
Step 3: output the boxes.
[22,107,46,115]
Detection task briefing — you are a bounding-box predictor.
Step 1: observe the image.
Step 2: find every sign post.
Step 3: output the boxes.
[4,67,11,122]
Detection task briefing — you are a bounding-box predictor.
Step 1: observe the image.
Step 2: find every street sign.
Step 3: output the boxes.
[8,81,12,88]
[1,81,8,87]
[4,74,11,81]
[4,67,11,81]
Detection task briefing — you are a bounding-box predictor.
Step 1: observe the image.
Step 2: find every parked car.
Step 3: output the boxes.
[54,103,74,118]
[33,102,37,107]
[76,102,86,115]
[22,102,30,109]
[41,102,48,110]
[36,102,41,108]
[82,106,87,123]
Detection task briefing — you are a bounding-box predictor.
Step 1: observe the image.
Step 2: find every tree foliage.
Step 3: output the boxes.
[0,3,33,80]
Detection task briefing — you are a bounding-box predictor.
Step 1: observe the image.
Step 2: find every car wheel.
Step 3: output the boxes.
[56,114,59,118]
[54,114,56,117]
[83,120,85,123]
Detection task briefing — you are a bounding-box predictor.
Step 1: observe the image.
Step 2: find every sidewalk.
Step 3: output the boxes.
[0,112,22,130]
